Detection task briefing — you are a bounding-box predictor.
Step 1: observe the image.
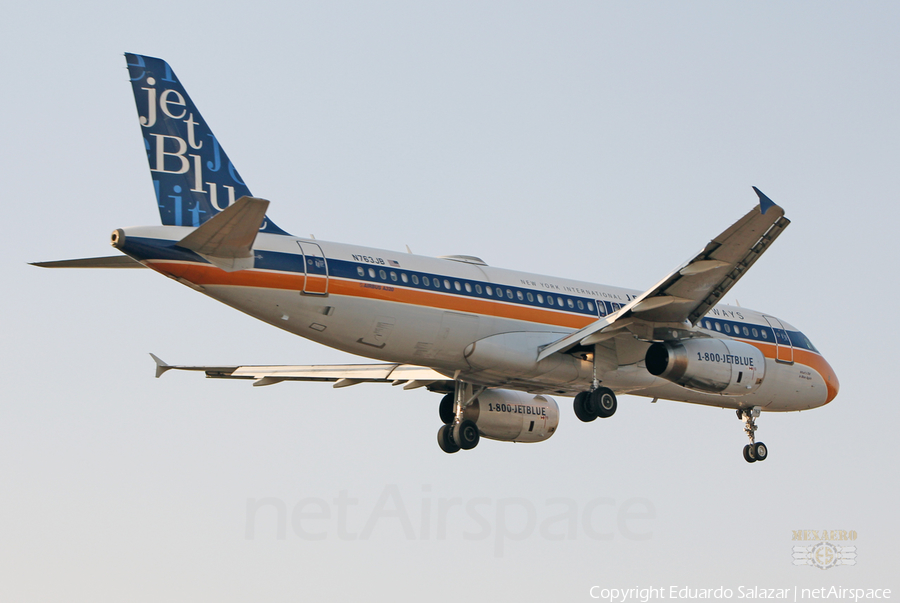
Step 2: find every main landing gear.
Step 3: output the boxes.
[574,348,618,423]
[437,385,483,454]
[573,387,618,422]
[738,406,768,463]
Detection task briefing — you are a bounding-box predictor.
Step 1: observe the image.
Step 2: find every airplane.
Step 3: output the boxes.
[33,53,839,462]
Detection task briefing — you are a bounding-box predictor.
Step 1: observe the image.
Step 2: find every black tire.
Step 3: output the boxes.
[437,424,460,454]
[573,391,597,422]
[439,393,454,425]
[743,444,756,463]
[594,387,617,418]
[753,442,768,462]
[454,419,480,450]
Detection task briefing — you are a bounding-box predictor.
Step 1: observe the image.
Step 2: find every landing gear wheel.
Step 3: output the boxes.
[752,442,768,462]
[453,419,480,450]
[439,393,454,425]
[739,407,767,464]
[742,444,756,463]
[593,387,617,418]
[437,424,460,454]
[573,391,597,422]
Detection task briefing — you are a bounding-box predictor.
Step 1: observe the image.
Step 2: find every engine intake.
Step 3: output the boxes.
[645,338,766,395]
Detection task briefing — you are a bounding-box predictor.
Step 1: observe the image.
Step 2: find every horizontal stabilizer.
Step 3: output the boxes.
[30,256,146,269]
[176,196,269,271]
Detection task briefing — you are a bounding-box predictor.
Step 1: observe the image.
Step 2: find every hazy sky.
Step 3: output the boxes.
[2,2,898,601]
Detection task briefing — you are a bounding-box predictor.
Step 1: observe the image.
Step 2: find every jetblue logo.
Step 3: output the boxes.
[125,54,282,234]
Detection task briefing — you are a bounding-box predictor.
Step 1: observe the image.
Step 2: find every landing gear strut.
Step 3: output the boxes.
[738,406,768,463]
[573,387,617,422]
[436,383,483,454]
[574,345,618,423]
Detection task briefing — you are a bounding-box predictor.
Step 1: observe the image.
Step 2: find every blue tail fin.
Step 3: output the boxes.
[124,53,288,235]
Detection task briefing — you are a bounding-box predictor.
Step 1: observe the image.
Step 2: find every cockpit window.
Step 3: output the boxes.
[789,330,819,352]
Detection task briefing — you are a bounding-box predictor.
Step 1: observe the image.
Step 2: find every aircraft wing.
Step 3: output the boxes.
[150,354,452,389]
[537,188,790,361]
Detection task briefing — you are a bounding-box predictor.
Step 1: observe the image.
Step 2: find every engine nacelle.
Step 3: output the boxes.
[645,338,766,395]
[461,389,559,443]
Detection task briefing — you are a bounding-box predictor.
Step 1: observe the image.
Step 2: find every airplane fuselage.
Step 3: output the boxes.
[115,225,839,413]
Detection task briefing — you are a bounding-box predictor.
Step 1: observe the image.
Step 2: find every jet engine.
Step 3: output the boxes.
[645,338,766,395]
[459,389,559,443]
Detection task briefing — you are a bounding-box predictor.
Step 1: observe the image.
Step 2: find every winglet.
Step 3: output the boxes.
[752,186,777,215]
[150,353,172,378]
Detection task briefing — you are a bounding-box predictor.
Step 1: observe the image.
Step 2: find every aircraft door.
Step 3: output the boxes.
[763,315,793,364]
[297,242,329,295]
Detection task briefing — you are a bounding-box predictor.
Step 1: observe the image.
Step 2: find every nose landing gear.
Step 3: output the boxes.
[738,407,768,463]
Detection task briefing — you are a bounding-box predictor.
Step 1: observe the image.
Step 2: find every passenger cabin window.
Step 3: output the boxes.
[475,284,482,294]
[587,301,595,312]
[368,268,376,278]
[401,273,408,283]
[357,266,365,277]
[486,286,493,296]
[507,290,514,300]
[517,291,524,301]
[751,327,758,337]
[423,276,430,286]
[465,283,472,293]
[526,292,534,302]
[567,299,574,309]
[743,326,749,336]
[577,300,584,310]
[537,293,544,303]
[390,271,398,282]
[761,330,768,339]
[412,275,419,285]
[444,279,451,289]
[454,281,461,291]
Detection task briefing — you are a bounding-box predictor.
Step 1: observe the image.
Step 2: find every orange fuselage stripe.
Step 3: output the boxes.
[149,260,840,402]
